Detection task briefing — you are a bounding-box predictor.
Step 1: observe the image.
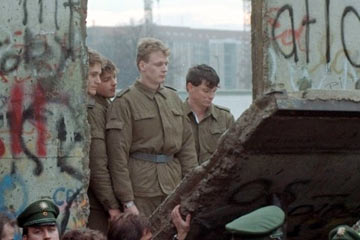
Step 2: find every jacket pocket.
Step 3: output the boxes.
[205,124,226,152]
[106,120,123,130]
[133,110,156,121]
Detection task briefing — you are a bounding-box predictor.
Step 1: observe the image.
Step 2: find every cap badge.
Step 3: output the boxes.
[39,201,49,210]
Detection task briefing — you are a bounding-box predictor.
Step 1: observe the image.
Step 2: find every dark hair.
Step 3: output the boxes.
[108,213,151,240]
[186,64,220,88]
[62,228,106,240]
[0,213,16,239]
[101,59,118,77]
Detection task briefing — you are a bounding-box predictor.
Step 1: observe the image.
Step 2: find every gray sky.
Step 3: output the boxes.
[87,0,247,30]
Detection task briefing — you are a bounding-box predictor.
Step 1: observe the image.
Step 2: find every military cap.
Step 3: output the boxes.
[17,200,59,228]
[225,205,285,238]
[329,225,360,240]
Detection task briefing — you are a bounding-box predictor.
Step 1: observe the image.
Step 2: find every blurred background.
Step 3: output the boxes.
[86,0,252,118]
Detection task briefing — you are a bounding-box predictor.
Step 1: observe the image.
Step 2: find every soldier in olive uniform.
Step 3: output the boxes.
[184,64,234,164]
[106,38,198,217]
[87,59,121,233]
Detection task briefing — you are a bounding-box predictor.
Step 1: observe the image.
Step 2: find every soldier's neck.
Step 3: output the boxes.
[188,99,208,122]
[139,77,160,91]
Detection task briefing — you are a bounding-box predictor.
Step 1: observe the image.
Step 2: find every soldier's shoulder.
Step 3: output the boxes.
[164,85,178,92]
[115,87,131,98]
[214,104,231,113]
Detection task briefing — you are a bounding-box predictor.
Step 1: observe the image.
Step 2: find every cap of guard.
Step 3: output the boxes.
[17,200,59,228]
[226,205,285,237]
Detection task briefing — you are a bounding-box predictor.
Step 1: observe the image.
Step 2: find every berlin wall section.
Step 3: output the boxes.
[0,0,89,233]
[253,0,360,98]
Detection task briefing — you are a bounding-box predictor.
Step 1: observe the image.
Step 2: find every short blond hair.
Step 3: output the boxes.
[88,48,103,67]
[136,37,170,69]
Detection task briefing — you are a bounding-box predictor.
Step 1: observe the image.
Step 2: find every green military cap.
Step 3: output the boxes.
[329,225,360,240]
[17,200,59,228]
[226,206,285,238]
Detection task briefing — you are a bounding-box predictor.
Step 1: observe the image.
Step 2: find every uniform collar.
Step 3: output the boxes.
[135,80,167,99]
[184,99,218,121]
[87,95,96,108]
[94,94,110,107]
[208,104,218,121]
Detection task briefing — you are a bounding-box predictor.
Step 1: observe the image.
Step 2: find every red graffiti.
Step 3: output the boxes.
[266,8,307,52]
[0,139,5,158]
[14,30,22,36]
[9,83,24,155]
[9,83,48,157]
[33,84,47,157]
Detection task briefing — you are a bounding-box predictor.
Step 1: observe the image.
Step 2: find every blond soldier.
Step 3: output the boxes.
[106,38,198,217]
[184,64,234,164]
[88,58,120,233]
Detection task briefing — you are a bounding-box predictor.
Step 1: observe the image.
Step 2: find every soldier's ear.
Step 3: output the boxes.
[139,60,146,71]
[186,82,193,92]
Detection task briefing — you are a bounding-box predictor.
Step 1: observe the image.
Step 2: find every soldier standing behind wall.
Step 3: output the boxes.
[106,38,198,217]
[87,58,121,233]
[184,64,234,164]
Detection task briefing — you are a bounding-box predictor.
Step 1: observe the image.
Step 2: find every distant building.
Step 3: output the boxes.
[87,24,252,90]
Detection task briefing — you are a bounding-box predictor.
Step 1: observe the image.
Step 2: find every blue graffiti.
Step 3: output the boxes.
[0,174,28,217]
[53,187,75,205]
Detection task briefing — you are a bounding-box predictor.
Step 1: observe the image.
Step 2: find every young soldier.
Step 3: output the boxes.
[17,200,60,240]
[87,59,121,233]
[106,38,198,217]
[86,49,102,97]
[184,64,234,164]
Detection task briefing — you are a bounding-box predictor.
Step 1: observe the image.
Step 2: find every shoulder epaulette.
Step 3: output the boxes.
[116,87,131,98]
[164,85,178,91]
[214,104,231,113]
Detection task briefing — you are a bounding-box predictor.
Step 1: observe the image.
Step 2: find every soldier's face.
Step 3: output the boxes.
[187,80,217,109]
[97,71,117,98]
[87,63,102,96]
[139,51,168,87]
[23,225,59,240]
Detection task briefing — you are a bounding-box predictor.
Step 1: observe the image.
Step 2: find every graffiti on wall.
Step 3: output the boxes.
[265,0,360,92]
[0,0,88,232]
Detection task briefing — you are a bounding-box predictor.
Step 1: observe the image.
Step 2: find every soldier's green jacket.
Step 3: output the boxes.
[106,80,198,203]
[183,100,235,164]
[88,95,120,211]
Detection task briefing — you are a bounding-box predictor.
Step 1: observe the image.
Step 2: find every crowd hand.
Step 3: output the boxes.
[124,204,140,215]
[171,205,191,240]
[108,209,122,221]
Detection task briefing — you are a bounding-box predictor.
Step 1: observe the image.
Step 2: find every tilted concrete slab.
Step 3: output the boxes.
[150,93,360,240]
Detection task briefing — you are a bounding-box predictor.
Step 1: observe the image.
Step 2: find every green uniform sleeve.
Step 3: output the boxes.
[106,98,134,203]
[88,107,120,210]
[175,113,199,176]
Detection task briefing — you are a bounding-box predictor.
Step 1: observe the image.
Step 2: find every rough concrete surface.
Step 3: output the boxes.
[0,0,89,234]
[150,93,360,240]
[252,0,360,99]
